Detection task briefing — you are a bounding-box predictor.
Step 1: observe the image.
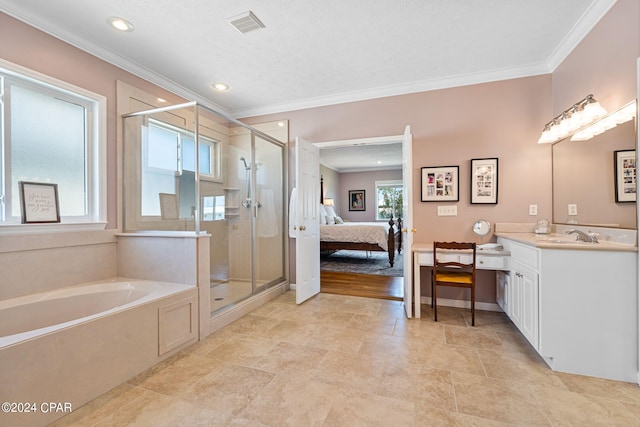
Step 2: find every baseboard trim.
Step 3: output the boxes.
[420,296,501,312]
[208,282,288,334]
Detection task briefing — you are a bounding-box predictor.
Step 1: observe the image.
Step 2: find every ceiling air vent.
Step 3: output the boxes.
[228,11,265,34]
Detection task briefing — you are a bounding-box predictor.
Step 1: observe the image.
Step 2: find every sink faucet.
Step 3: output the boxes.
[566,229,599,243]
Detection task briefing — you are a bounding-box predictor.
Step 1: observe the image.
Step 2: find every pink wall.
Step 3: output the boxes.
[0,13,187,229]
[552,0,639,115]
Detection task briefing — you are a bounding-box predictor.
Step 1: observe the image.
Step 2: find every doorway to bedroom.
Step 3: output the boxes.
[317,136,405,300]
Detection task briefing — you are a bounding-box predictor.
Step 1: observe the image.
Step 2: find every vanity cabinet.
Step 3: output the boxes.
[497,235,638,382]
[495,271,509,314]
[498,238,539,350]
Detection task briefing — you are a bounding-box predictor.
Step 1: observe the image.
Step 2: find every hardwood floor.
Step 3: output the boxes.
[320,271,403,300]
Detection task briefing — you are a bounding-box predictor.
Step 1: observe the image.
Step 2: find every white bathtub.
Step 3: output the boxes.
[0,278,198,427]
[0,278,192,349]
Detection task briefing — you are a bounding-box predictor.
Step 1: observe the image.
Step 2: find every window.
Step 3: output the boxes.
[375,180,403,220]
[0,60,106,229]
[141,120,220,216]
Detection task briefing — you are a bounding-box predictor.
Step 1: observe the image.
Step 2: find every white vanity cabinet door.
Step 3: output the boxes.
[518,263,539,349]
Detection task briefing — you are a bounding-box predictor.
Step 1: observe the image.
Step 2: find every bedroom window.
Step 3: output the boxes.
[0,60,106,230]
[375,180,403,220]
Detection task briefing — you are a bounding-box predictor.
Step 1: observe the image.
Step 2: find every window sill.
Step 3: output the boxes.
[0,221,108,236]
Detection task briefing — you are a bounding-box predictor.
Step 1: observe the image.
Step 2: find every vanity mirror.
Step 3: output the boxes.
[552,104,637,229]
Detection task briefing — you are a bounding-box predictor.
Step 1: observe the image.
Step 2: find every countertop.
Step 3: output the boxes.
[495,232,637,252]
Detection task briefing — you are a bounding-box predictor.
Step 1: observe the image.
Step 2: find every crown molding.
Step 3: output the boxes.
[233,62,551,118]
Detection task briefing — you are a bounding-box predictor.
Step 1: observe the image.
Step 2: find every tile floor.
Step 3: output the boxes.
[54,291,640,426]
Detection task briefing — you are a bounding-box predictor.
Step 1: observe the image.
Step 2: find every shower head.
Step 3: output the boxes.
[240,156,250,170]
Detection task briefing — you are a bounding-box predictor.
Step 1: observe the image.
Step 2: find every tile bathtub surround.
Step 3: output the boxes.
[52,292,640,426]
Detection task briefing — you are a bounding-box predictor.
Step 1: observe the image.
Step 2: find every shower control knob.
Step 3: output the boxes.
[299,225,306,231]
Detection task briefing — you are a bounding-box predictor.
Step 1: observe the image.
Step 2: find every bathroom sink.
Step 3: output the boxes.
[542,238,595,245]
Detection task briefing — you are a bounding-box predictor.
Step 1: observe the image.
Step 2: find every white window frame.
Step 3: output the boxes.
[375,179,403,221]
[0,59,107,234]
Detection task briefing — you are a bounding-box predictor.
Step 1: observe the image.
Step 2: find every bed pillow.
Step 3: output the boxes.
[319,204,327,224]
[326,215,336,225]
[334,216,344,224]
[324,205,337,218]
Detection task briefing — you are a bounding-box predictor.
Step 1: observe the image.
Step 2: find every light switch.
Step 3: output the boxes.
[568,204,578,216]
[437,206,457,216]
[529,204,538,216]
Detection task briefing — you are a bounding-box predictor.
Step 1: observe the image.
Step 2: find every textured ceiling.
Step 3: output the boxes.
[0,0,615,119]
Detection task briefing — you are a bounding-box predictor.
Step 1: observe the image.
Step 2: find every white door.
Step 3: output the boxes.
[295,137,321,304]
[402,125,414,318]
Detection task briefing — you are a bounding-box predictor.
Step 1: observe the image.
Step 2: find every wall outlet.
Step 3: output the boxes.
[529,204,538,216]
[437,205,457,216]
[568,203,578,216]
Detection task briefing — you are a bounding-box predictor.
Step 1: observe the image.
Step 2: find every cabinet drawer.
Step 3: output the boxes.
[477,255,509,270]
[510,243,539,270]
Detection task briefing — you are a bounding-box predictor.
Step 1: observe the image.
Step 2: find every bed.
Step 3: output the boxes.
[319,203,402,266]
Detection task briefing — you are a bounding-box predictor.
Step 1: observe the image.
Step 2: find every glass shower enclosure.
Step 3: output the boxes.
[122,102,287,315]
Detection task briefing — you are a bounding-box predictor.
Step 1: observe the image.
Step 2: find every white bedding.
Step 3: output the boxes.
[320,222,390,251]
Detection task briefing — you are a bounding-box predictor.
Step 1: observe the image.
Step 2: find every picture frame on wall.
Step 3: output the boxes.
[421,166,459,202]
[19,181,61,223]
[470,158,499,204]
[614,149,636,203]
[348,190,366,211]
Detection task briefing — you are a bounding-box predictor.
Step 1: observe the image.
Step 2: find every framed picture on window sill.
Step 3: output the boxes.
[19,181,61,223]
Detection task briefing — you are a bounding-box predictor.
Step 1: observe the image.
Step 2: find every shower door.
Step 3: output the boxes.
[210,128,286,313]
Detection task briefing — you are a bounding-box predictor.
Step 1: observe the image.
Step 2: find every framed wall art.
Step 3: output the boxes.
[421,166,459,202]
[470,158,498,204]
[614,149,636,203]
[348,190,366,211]
[19,181,61,223]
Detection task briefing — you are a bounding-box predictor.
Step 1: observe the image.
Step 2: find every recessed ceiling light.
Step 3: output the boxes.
[107,16,134,32]
[277,122,285,127]
[157,98,167,103]
[212,82,230,91]
[377,161,382,164]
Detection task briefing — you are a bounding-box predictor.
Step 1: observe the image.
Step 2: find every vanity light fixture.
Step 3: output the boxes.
[107,16,134,32]
[537,94,607,144]
[571,100,637,141]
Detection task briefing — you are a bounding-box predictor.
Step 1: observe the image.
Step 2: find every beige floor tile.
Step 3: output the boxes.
[556,371,640,404]
[421,305,468,326]
[307,324,367,354]
[530,383,640,427]
[346,312,398,335]
[415,404,516,426]
[202,334,279,366]
[478,348,567,390]
[223,314,279,336]
[259,318,319,344]
[452,372,551,426]
[50,383,146,427]
[250,341,327,376]
[359,332,415,363]
[312,350,388,394]
[176,363,275,424]
[411,341,486,376]
[377,361,457,411]
[393,316,447,343]
[95,388,217,427]
[323,388,415,426]
[462,310,519,333]
[240,373,340,427]
[444,325,504,350]
[127,351,223,395]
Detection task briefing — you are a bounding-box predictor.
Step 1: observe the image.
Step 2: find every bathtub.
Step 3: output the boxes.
[0,278,198,427]
[0,279,192,349]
